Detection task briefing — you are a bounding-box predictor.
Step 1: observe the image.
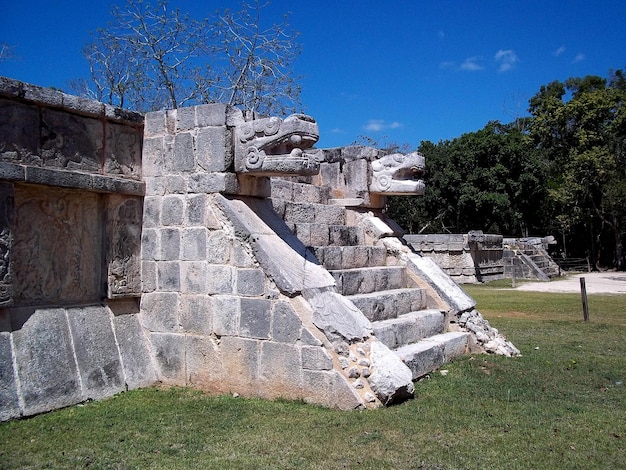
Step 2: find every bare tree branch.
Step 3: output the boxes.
[73,0,301,115]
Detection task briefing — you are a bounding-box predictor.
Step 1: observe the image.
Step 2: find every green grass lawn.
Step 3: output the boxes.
[2,285,625,469]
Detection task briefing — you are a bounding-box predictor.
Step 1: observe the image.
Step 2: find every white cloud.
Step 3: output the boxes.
[330,128,345,134]
[572,53,585,63]
[363,120,403,133]
[460,56,484,71]
[553,45,566,57]
[439,61,456,70]
[495,49,519,72]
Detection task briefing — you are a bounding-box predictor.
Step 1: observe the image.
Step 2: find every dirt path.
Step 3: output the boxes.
[513,272,626,294]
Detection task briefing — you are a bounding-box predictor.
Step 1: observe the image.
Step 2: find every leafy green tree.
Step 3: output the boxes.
[528,70,626,269]
[388,122,546,237]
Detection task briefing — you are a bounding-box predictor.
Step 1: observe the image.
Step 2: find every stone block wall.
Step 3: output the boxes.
[0,77,155,420]
[139,105,407,409]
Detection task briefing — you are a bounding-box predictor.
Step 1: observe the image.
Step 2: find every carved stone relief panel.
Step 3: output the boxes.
[104,123,143,180]
[0,99,39,164]
[106,195,142,298]
[0,182,14,306]
[39,108,102,172]
[12,184,102,306]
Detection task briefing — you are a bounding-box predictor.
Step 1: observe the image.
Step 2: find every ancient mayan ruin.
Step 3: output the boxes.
[0,77,518,421]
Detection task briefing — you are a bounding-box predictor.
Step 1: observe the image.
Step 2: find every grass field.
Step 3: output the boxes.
[1,284,625,469]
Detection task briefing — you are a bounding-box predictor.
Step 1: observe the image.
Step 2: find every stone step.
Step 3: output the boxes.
[271,179,331,205]
[372,309,446,350]
[394,331,470,380]
[330,266,407,296]
[310,245,387,270]
[281,201,346,226]
[328,225,365,246]
[348,288,427,322]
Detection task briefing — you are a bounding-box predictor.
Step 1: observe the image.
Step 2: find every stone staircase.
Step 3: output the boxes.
[272,179,470,380]
[503,237,561,281]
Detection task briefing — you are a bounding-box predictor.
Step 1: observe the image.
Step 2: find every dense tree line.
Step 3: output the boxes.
[388,68,626,270]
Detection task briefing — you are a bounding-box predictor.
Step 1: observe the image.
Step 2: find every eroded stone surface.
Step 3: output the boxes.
[12,185,102,306]
[368,341,414,405]
[303,288,372,342]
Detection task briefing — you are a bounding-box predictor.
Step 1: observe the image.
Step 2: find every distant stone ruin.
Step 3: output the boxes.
[0,77,517,421]
[405,232,561,283]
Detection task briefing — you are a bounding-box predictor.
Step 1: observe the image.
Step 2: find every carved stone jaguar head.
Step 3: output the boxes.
[369,151,425,195]
[234,113,322,176]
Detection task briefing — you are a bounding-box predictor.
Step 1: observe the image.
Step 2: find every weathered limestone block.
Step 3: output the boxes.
[368,341,414,405]
[206,230,232,264]
[236,268,266,296]
[212,295,240,336]
[188,172,239,194]
[161,195,185,226]
[141,136,165,178]
[185,194,222,228]
[259,341,303,399]
[395,341,445,380]
[185,335,224,389]
[140,292,180,332]
[0,182,13,306]
[106,195,142,298]
[180,261,209,294]
[167,132,195,173]
[239,298,272,339]
[219,336,260,395]
[159,228,181,260]
[141,228,159,261]
[405,253,476,314]
[66,306,125,400]
[302,345,333,370]
[11,308,82,416]
[157,261,181,291]
[206,264,234,294]
[150,332,186,384]
[0,330,20,420]
[271,301,302,343]
[196,126,229,172]
[110,303,158,389]
[181,227,208,260]
[302,370,364,409]
[303,287,372,342]
[179,294,213,335]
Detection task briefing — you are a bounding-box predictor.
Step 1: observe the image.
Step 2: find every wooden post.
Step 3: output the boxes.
[511,264,516,288]
[580,277,589,321]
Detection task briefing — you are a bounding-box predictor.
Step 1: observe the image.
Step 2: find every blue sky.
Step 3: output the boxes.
[2,1,625,149]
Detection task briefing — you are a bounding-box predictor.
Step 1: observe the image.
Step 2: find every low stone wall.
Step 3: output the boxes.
[404,232,504,283]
